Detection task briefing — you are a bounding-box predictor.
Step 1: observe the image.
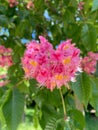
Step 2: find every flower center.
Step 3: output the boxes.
[30,61,37,66]
[63,57,71,64]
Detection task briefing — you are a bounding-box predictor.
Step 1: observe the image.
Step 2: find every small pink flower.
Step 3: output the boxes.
[81,52,98,74]
[88,52,98,60]
[78,2,85,11]
[0,74,7,79]
[8,0,19,7]
[27,1,34,10]
[0,45,13,67]
[0,80,9,87]
[0,45,13,87]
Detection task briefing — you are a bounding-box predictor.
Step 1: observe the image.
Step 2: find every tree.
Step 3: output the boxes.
[0,0,98,130]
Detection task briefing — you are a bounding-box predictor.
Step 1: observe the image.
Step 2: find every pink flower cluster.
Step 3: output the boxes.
[81,52,98,74]
[78,2,85,11]
[0,45,13,67]
[22,36,81,91]
[0,45,13,87]
[8,0,19,7]
[27,1,34,10]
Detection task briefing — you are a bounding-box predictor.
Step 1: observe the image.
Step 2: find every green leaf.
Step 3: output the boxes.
[45,117,65,130]
[89,76,98,116]
[17,81,29,94]
[65,94,75,111]
[92,0,98,11]
[0,15,9,27]
[15,20,31,38]
[81,24,97,51]
[34,88,61,108]
[29,79,38,93]
[40,103,61,129]
[2,88,25,130]
[68,109,85,130]
[85,112,98,130]
[45,117,57,130]
[0,108,7,130]
[0,4,7,14]
[71,73,92,107]
[33,107,39,129]
[95,62,98,77]
[45,89,61,107]
[84,0,92,12]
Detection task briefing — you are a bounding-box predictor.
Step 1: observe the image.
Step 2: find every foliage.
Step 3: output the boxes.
[0,0,98,130]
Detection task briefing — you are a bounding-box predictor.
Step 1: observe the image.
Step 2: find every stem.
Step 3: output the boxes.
[59,89,66,116]
[15,79,24,87]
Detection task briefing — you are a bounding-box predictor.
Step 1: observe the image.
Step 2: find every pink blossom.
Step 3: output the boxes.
[78,2,85,11]
[27,1,34,10]
[0,45,13,87]
[0,45,13,67]
[0,80,9,87]
[8,0,19,7]
[88,52,98,60]
[0,74,7,79]
[22,36,81,91]
[81,52,98,74]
